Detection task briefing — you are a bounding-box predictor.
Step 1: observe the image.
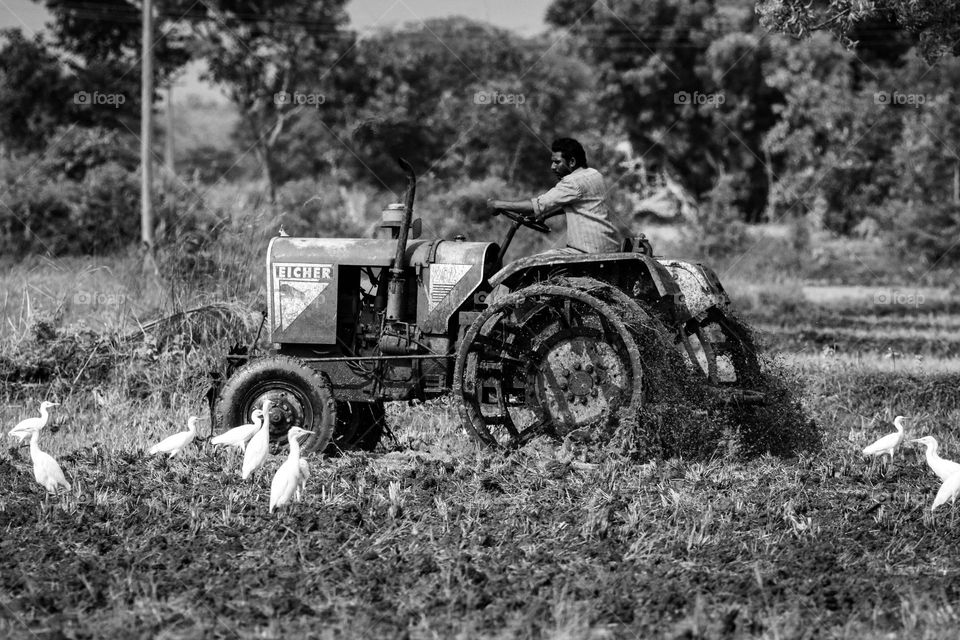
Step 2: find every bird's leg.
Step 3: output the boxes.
[40,490,53,513]
[882,455,893,477]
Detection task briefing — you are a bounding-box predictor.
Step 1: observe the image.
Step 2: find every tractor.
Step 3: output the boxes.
[212,160,764,453]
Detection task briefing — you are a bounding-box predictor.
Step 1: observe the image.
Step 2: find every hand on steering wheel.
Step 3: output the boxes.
[493,208,551,234]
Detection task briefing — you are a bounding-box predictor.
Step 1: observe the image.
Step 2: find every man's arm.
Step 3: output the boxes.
[486,198,564,221]
[487,198,534,214]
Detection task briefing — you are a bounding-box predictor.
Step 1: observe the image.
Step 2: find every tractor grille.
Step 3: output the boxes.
[430,283,456,307]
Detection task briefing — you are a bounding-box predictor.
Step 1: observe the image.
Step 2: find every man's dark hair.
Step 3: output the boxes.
[552,138,588,168]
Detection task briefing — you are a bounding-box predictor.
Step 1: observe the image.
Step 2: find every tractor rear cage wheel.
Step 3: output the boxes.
[454,284,645,449]
[680,306,762,388]
[547,276,692,406]
[557,276,762,392]
[213,354,338,455]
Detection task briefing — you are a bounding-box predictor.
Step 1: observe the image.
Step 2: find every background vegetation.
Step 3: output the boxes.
[2,0,960,265]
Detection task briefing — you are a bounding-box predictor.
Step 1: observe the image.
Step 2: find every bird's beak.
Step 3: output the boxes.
[910,438,924,444]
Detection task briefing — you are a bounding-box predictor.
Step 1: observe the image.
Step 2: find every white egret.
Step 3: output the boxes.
[931,470,960,511]
[911,436,960,482]
[862,415,906,461]
[211,409,264,451]
[27,425,70,494]
[148,416,199,457]
[296,459,310,502]
[270,427,313,513]
[9,401,58,443]
[241,400,272,480]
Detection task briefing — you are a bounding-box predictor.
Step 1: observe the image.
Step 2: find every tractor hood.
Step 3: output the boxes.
[266,237,498,343]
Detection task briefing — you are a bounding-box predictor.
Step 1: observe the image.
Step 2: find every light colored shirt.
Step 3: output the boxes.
[531,167,620,253]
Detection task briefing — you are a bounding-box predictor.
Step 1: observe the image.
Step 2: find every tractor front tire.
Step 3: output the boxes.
[214,355,337,455]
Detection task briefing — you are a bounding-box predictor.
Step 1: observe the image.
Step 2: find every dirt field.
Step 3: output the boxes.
[2,261,960,639]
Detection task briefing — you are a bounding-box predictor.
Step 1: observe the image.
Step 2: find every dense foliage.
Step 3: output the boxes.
[757,0,960,61]
[1,1,960,263]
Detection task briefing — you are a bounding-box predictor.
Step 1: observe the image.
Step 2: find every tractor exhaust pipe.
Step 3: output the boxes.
[385,158,416,321]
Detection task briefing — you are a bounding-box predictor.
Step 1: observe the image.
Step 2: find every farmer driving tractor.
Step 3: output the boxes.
[486,137,620,254]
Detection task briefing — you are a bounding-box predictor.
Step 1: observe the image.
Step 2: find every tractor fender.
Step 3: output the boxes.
[487,252,683,311]
[656,259,731,320]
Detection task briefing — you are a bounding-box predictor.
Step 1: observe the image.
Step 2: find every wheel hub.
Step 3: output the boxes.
[534,334,625,430]
[252,390,306,437]
[564,369,597,396]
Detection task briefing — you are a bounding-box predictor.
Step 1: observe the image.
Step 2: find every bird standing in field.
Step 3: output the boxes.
[270,426,314,513]
[241,400,272,480]
[862,415,907,461]
[211,409,264,451]
[931,470,960,511]
[148,416,199,458]
[27,425,71,494]
[9,400,58,443]
[911,436,960,482]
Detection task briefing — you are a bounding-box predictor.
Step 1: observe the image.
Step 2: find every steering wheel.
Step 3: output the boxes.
[493,208,551,234]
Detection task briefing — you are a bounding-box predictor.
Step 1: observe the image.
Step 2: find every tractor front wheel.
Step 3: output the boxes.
[214,355,337,455]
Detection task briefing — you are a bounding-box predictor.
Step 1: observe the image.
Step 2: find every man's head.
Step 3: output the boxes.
[550,138,588,179]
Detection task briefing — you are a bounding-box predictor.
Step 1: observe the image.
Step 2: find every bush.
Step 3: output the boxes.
[424,176,509,226]
[40,125,138,180]
[879,198,960,266]
[0,160,78,255]
[681,174,750,260]
[275,178,377,238]
[73,162,140,252]
[178,145,249,185]
[0,126,141,256]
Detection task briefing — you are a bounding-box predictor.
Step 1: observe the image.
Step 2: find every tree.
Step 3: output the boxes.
[35,0,195,125]
[760,32,904,232]
[701,29,783,221]
[0,29,76,154]
[756,0,960,61]
[546,0,783,221]
[878,53,960,263]
[189,0,353,201]
[326,17,600,190]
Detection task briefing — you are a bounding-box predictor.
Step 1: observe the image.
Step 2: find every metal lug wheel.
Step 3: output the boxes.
[679,306,761,387]
[454,284,645,448]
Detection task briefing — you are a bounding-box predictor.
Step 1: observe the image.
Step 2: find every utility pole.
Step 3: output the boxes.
[164,84,175,179]
[141,0,154,250]
[954,159,959,204]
